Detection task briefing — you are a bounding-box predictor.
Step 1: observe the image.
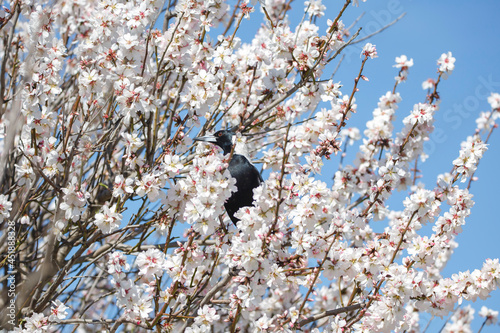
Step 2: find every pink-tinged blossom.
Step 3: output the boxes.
[254,313,274,331]
[164,250,189,283]
[23,105,57,137]
[391,99,438,164]
[437,51,456,78]
[442,305,474,333]
[108,251,130,278]
[452,135,488,182]
[79,68,101,94]
[304,0,326,18]
[136,248,166,280]
[479,306,499,325]
[43,151,64,177]
[315,129,340,159]
[116,84,153,122]
[60,177,90,221]
[408,103,434,125]
[117,33,139,50]
[403,189,440,222]
[305,154,324,174]
[231,284,255,309]
[360,91,401,164]
[121,132,144,154]
[393,55,414,69]
[108,249,156,322]
[0,194,12,222]
[133,294,154,319]
[49,300,69,322]
[422,78,435,90]
[15,157,36,187]
[18,312,48,332]
[393,55,413,83]
[163,153,183,177]
[360,266,417,331]
[361,43,377,59]
[94,204,123,234]
[194,305,220,326]
[240,2,254,19]
[232,238,263,271]
[319,80,342,102]
[135,171,167,202]
[340,127,361,145]
[113,174,135,197]
[487,92,500,110]
[20,215,30,225]
[330,316,347,332]
[352,0,367,6]
[475,111,496,131]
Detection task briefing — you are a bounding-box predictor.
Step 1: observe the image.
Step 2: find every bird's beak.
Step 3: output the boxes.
[193,135,217,144]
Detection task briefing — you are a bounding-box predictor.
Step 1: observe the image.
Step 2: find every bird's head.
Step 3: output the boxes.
[194,130,234,155]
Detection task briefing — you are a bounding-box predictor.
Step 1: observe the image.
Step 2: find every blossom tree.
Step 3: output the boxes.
[0,0,499,332]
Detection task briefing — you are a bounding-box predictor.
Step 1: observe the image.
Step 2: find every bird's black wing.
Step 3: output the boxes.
[225,154,262,224]
[228,154,262,193]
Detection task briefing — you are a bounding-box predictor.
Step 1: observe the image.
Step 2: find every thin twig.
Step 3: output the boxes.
[350,13,406,45]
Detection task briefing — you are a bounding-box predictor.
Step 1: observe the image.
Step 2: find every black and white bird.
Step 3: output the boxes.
[194,130,263,225]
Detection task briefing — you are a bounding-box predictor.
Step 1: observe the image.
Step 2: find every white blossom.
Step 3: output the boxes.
[94,204,123,234]
[0,194,12,222]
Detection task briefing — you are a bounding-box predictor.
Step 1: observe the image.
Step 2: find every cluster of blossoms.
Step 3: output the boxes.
[94,204,123,234]
[107,249,165,322]
[442,305,475,332]
[393,55,414,83]
[440,305,499,332]
[166,144,236,236]
[452,135,488,183]
[1,0,500,332]
[59,177,90,222]
[14,301,69,333]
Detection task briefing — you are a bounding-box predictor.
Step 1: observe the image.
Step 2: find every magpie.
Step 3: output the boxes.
[194,130,263,225]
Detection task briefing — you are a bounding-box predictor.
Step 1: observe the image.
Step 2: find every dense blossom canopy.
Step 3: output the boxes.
[0,0,499,332]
